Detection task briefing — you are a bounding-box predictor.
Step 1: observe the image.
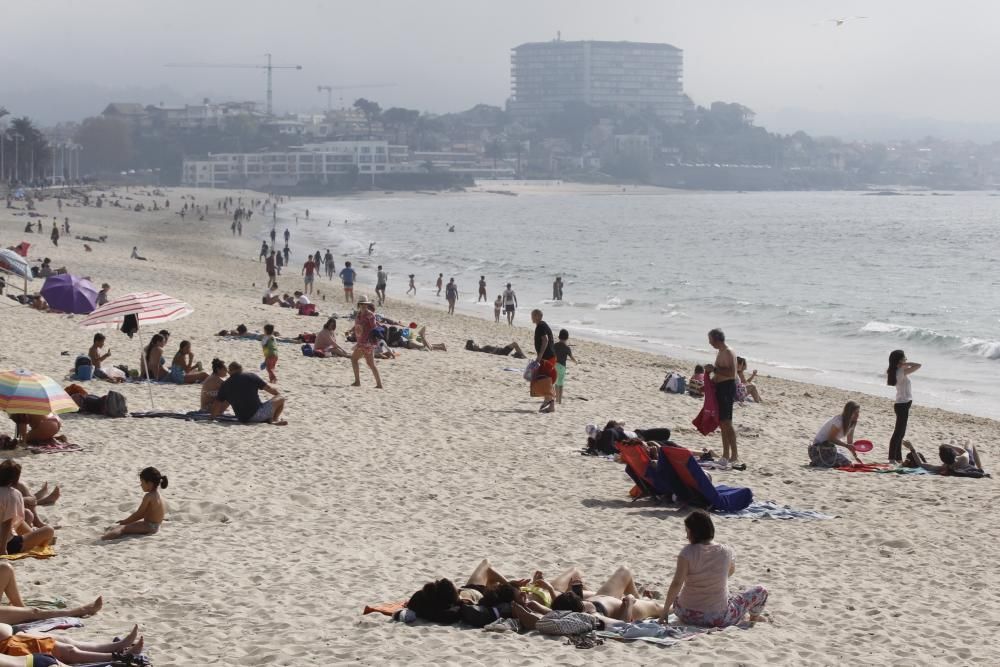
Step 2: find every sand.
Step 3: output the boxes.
[0,186,997,666]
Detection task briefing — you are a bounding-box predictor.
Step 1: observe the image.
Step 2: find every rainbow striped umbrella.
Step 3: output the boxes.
[79,291,192,329]
[0,369,78,416]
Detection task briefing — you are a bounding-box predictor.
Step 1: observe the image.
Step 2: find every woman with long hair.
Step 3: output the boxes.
[887,349,921,463]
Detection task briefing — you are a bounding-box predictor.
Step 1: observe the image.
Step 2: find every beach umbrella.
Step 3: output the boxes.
[0,369,78,416]
[79,291,193,409]
[40,274,98,315]
[0,249,33,280]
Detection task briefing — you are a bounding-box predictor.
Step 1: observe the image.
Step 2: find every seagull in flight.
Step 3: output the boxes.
[827,16,868,27]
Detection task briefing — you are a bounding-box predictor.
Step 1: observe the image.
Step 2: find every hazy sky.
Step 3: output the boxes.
[3,0,998,128]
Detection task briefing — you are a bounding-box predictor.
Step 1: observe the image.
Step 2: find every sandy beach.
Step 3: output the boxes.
[0,186,998,666]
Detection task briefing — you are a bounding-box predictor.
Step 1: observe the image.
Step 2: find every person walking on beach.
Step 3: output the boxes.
[503,283,518,326]
[887,349,921,464]
[339,261,356,303]
[376,265,388,305]
[302,256,317,295]
[324,250,335,280]
[478,276,488,302]
[706,328,740,467]
[284,228,291,244]
[436,273,444,296]
[351,297,383,389]
[275,251,284,276]
[283,245,290,267]
[445,278,459,315]
[494,295,502,323]
[531,309,557,413]
[259,242,269,261]
[50,222,59,247]
[261,323,279,384]
[407,274,416,296]
[269,227,276,245]
[553,328,578,405]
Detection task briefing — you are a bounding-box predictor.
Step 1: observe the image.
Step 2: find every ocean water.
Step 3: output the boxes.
[273,189,1000,419]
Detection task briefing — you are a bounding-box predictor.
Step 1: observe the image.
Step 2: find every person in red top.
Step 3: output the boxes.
[302,258,317,295]
[351,297,383,389]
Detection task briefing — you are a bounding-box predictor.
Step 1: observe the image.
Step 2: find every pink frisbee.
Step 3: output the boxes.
[853,439,873,453]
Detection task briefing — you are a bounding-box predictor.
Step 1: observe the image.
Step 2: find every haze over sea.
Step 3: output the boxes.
[276,187,1000,419]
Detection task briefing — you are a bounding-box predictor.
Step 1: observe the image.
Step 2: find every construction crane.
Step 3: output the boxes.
[165,54,303,116]
[317,83,397,111]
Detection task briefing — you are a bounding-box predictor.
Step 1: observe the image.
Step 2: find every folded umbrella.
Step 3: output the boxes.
[40,274,98,315]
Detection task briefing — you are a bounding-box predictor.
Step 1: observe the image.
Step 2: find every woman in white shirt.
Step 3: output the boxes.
[809,401,863,467]
[887,349,921,464]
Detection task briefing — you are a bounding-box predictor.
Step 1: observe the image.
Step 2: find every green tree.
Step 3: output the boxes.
[381,107,420,144]
[353,98,382,138]
[6,117,48,183]
[483,139,505,171]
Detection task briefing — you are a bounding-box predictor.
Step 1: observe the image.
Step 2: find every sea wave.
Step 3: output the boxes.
[860,321,1000,360]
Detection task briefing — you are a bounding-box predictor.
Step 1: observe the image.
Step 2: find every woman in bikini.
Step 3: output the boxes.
[139,334,168,381]
[350,298,383,389]
[169,341,209,384]
[199,359,228,411]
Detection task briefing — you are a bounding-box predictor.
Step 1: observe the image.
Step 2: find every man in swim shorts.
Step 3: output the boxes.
[707,328,740,466]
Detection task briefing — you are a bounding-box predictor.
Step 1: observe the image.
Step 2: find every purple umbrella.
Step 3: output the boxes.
[39,274,98,314]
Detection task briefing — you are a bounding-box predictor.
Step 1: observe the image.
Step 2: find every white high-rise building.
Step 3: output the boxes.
[510,40,684,123]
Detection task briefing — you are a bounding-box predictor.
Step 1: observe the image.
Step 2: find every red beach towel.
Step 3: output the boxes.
[692,376,719,435]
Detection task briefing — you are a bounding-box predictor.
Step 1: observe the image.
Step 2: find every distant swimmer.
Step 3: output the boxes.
[448,225,455,232]
[826,15,868,26]
[368,242,376,256]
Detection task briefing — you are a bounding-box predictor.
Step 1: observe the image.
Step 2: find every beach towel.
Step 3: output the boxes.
[595,621,713,646]
[13,617,83,634]
[836,463,892,473]
[129,411,241,422]
[692,376,719,435]
[718,500,834,520]
[0,545,56,560]
[875,466,931,475]
[26,440,82,454]
[363,601,407,617]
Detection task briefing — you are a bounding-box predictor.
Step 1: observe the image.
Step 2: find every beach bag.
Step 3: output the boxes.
[74,355,94,381]
[661,372,686,394]
[536,611,598,636]
[104,391,128,418]
[523,360,539,381]
[530,377,553,398]
[298,303,317,316]
[301,344,314,357]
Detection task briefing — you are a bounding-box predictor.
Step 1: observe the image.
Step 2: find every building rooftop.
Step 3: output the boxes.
[513,39,681,51]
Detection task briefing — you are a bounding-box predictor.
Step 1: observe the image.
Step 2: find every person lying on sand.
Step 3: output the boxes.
[102,467,167,540]
[216,325,250,337]
[0,562,102,628]
[903,441,988,477]
[464,340,525,358]
[0,621,143,666]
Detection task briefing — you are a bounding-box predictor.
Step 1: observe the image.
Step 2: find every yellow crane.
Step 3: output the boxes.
[165,53,303,116]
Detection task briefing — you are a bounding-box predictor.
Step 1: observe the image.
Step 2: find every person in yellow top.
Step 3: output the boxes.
[261,323,279,383]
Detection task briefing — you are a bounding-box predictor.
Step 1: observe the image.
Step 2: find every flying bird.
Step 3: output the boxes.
[827,16,868,27]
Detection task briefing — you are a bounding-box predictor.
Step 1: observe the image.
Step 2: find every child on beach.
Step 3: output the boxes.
[552,329,578,405]
[494,295,502,323]
[688,364,705,398]
[407,274,416,296]
[261,324,279,383]
[102,467,167,540]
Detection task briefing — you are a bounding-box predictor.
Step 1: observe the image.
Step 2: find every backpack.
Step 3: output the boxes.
[103,391,128,418]
[661,372,686,394]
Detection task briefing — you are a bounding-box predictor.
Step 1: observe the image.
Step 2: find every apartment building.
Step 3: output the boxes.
[509,40,684,123]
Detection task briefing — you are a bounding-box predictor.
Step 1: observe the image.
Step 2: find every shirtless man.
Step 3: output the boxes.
[706,328,740,466]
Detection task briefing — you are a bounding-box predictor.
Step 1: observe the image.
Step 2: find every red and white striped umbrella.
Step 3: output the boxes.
[79,291,193,329]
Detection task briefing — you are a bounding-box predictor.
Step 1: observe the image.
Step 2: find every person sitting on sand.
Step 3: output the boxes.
[211,362,286,425]
[314,319,350,358]
[169,341,209,384]
[86,333,122,383]
[0,461,55,557]
[200,358,228,411]
[139,334,168,381]
[736,357,762,403]
[14,480,59,530]
[0,621,143,666]
[809,401,863,467]
[464,340,526,359]
[688,364,705,398]
[262,285,281,306]
[129,246,146,261]
[659,510,768,627]
[8,414,62,445]
[102,467,167,540]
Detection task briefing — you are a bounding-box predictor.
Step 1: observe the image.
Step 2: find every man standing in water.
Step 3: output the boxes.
[553,276,564,301]
[375,265,388,305]
[445,278,459,315]
[503,283,518,326]
[478,276,488,302]
[706,328,741,467]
